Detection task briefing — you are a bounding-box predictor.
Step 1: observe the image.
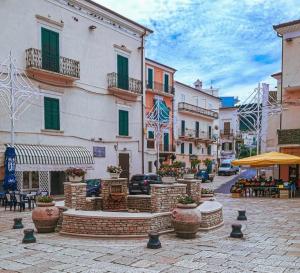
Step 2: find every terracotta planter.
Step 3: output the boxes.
[183,174,195,180]
[162,176,176,184]
[171,203,201,239]
[231,192,242,198]
[32,202,59,233]
[109,173,120,179]
[68,175,83,183]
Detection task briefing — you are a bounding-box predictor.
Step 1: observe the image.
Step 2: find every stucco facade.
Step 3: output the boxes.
[0,0,151,193]
[174,81,220,168]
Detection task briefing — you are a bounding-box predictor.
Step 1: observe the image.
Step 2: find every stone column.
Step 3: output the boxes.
[151,183,187,213]
[101,178,128,211]
[177,179,202,204]
[64,182,87,210]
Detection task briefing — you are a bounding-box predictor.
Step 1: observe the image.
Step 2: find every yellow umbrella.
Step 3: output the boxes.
[232,152,300,166]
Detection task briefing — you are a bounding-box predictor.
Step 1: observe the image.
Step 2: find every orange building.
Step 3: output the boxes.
[145,58,176,172]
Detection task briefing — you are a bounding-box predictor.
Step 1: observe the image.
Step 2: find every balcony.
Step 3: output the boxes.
[107,72,142,99]
[146,81,175,96]
[159,144,176,153]
[278,129,300,145]
[178,102,218,119]
[25,48,80,86]
[220,129,234,138]
[179,129,214,143]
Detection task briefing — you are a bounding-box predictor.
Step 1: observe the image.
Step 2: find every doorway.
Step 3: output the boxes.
[119,153,130,179]
[50,171,65,195]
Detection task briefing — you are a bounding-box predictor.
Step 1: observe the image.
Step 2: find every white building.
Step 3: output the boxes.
[0,0,152,194]
[174,80,220,169]
[219,106,241,161]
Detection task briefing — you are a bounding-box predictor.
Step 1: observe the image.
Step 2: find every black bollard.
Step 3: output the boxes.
[13,218,24,229]
[22,229,36,244]
[237,210,247,221]
[230,224,243,238]
[147,232,161,249]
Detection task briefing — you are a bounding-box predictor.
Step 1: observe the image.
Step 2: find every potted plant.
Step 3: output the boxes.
[158,165,179,183]
[65,168,85,182]
[171,195,201,239]
[32,196,59,233]
[201,188,214,197]
[107,165,122,179]
[183,168,197,180]
[230,185,242,198]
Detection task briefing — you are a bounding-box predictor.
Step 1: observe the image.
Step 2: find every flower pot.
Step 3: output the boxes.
[68,175,83,183]
[162,176,176,184]
[171,203,201,239]
[32,202,59,233]
[183,174,195,180]
[109,173,120,179]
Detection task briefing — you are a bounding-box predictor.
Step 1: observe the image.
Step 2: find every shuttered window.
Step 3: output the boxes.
[148,131,154,139]
[195,121,199,138]
[119,110,129,136]
[189,143,193,155]
[207,145,212,155]
[181,143,185,154]
[147,68,153,89]
[164,73,169,93]
[44,97,60,130]
[117,55,129,90]
[41,28,59,73]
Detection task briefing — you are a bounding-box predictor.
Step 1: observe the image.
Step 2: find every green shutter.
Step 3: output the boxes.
[148,131,154,139]
[189,143,193,154]
[44,97,60,130]
[163,133,169,151]
[119,110,129,136]
[195,121,199,138]
[117,55,129,90]
[41,28,59,73]
[164,74,169,93]
[181,120,185,135]
[147,68,153,89]
[181,143,184,154]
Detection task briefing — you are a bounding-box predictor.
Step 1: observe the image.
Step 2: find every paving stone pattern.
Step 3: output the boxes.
[1,193,300,272]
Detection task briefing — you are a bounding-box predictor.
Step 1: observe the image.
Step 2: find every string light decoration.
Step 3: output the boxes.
[145,95,172,170]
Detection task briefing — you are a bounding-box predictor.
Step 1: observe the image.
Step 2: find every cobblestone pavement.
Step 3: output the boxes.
[1,195,300,272]
[201,173,239,191]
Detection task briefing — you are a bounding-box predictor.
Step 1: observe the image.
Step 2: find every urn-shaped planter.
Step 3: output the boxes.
[161,176,176,184]
[68,175,83,183]
[109,173,120,179]
[183,174,195,180]
[32,202,59,233]
[171,203,201,239]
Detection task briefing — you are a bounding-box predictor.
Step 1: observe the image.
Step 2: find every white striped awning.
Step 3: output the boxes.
[6,144,94,171]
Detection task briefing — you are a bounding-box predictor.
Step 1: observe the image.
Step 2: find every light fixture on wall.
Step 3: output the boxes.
[114,143,118,151]
[89,25,97,30]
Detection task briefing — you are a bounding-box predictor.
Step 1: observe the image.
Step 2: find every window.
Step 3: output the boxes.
[117,54,129,90]
[148,130,154,139]
[41,28,59,73]
[224,122,231,135]
[181,120,185,136]
[147,68,153,89]
[181,143,185,154]
[163,132,169,151]
[119,109,129,136]
[229,142,233,151]
[195,121,199,138]
[208,125,212,139]
[44,97,60,130]
[164,73,169,93]
[207,145,212,155]
[148,161,152,173]
[189,143,193,155]
[23,171,39,189]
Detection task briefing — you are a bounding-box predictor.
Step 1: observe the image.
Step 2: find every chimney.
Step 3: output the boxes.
[194,79,202,90]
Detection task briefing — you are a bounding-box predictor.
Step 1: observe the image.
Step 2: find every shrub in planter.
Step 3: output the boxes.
[106,165,122,178]
[65,168,85,182]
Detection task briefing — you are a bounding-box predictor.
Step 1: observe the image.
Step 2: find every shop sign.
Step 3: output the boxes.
[93,146,105,157]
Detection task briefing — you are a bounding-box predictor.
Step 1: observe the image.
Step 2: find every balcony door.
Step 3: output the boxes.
[41,28,59,73]
[117,55,129,90]
[163,132,169,151]
[224,122,231,135]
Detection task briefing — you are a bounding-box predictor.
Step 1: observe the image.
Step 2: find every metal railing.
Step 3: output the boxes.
[278,129,300,145]
[107,72,142,94]
[178,128,211,140]
[25,48,80,78]
[220,129,233,136]
[146,81,175,94]
[178,102,218,119]
[159,144,176,152]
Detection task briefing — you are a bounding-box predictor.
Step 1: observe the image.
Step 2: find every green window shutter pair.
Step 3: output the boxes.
[181,143,185,154]
[44,97,60,130]
[181,120,185,135]
[164,74,169,93]
[147,68,153,89]
[189,143,193,154]
[148,131,154,139]
[117,55,129,90]
[41,28,59,73]
[119,110,129,136]
[163,132,169,151]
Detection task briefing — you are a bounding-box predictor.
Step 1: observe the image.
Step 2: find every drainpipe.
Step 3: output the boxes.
[140,31,146,174]
[278,33,283,179]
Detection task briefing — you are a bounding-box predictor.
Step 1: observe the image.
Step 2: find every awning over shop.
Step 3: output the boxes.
[232,152,300,167]
[6,144,94,171]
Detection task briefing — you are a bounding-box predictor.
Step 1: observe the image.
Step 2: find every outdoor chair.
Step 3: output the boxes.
[4,193,14,211]
[14,194,26,211]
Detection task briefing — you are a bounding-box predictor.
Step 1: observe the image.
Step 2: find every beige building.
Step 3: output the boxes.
[273,20,300,185]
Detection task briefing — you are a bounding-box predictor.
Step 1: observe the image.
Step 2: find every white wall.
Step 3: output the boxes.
[0,0,146,178]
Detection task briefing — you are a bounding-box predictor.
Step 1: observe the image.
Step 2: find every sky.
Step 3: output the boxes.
[96,0,300,101]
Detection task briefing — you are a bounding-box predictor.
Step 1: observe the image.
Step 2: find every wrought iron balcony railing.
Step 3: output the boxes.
[179,129,212,140]
[178,102,218,119]
[146,81,175,95]
[107,72,142,95]
[278,129,300,145]
[25,48,80,78]
[220,129,233,137]
[159,144,176,153]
